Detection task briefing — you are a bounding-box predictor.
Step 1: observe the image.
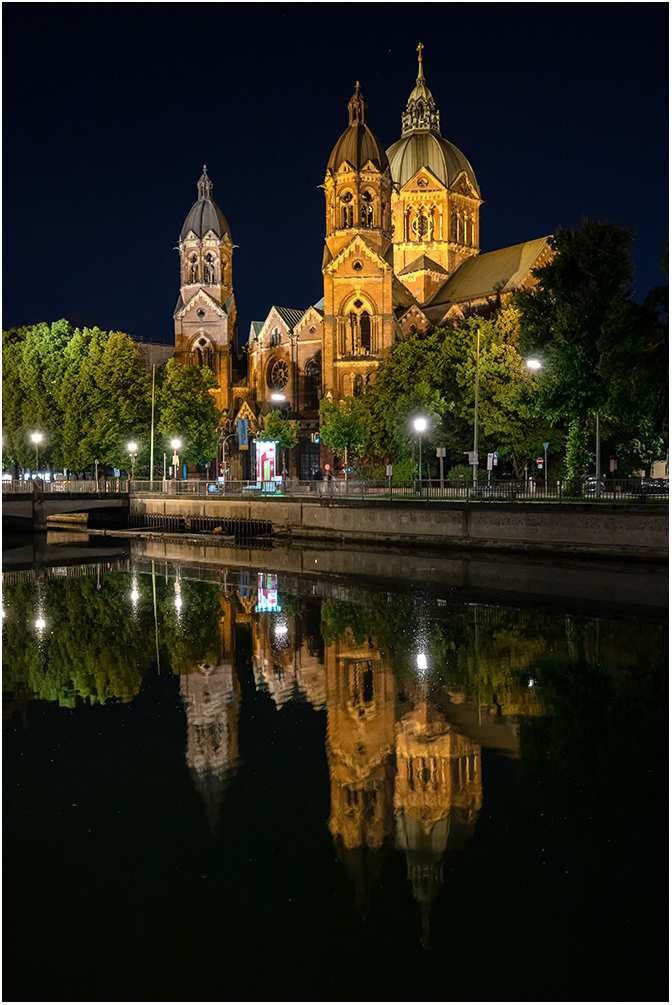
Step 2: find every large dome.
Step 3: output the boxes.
[326,84,389,174]
[387,132,480,194]
[180,166,231,240]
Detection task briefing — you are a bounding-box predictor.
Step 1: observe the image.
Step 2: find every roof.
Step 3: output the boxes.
[180,166,231,240]
[273,307,307,330]
[397,254,449,277]
[386,132,480,193]
[392,276,416,309]
[327,85,388,174]
[313,296,325,313]
[250,321,264,338]
[427,237,552,307]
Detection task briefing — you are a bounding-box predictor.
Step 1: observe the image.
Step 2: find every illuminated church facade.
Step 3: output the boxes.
[174,46,551,478]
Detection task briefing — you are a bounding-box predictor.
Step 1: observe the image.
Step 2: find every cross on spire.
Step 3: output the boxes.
[416,42,425,79]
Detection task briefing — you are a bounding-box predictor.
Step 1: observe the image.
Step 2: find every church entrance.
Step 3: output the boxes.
[299,439,321,480]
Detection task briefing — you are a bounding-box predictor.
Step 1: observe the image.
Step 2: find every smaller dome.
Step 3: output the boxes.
[387,132,480,195]
[326,84,389,174]
[180,166,231,240]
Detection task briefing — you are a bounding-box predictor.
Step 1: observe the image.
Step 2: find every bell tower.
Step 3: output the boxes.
[321,85,398,401]
[174,166,237,413]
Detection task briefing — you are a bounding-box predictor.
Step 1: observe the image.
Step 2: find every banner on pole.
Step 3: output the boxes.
[237,418,248,450]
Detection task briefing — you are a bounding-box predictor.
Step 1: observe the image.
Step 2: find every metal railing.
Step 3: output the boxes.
[2,479,128,494]
[125,477,669,503]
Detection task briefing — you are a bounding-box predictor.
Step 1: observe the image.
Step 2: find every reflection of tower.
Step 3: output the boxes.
[325,632,396,916]
[394,688,482,946]
[251,607,326,711]
[180,594,241,832]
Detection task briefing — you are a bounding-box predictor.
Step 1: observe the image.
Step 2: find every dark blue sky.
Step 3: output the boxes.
[3,4,668,346]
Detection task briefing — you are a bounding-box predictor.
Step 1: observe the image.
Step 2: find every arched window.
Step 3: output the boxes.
[304,359,321,410]
[204,253,215,283]
[360,190,374,227]
[353,374,364,397]
[270,328,281,347]
[340,191,353,228]
[189,255,198,282]
[359,311,371,351]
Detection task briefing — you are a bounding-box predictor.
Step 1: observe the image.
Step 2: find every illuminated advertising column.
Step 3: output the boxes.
[255,441,277,482]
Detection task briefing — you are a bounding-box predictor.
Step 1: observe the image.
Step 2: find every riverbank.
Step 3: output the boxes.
[129,495,668,560]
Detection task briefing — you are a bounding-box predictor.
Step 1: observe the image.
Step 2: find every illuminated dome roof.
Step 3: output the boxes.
[326,83,389,174]
[386,47,480,195]
[180,166,231,240]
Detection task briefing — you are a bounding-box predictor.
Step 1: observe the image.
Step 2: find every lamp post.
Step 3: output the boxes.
[171,439,181,480]
[413,418,427,492]
[127,442,138,482]
[473,328,481,487]
[526,360,543,489]
[30,432,42,475]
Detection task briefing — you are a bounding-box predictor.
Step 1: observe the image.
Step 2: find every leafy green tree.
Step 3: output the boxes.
[319,396,368,468]
[155,357,220,466]
[515,220,640,476]
[257,408,299,475]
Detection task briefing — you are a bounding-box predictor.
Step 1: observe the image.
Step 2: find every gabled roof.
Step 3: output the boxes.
[313,296,325,313]
[427,237,552,307]
[173,286,229,320]
[392,275,416,309]
[250,321,264,339]
[397,254,449,277]
[274,306,307,330]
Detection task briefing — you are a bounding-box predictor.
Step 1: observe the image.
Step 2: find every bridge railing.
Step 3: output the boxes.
[126,477,668,503]
[2,479,128,493]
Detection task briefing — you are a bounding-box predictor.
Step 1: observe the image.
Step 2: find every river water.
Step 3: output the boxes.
[3,536,667,1002]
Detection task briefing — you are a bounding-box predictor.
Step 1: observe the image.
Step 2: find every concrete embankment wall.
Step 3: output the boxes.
[129,495,668,560]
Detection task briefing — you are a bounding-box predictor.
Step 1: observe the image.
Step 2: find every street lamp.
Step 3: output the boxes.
[127,441,138,482]
[526,358,542,370]
[30,432,42,474]
[413,418,427,491]
[171,439,181,480]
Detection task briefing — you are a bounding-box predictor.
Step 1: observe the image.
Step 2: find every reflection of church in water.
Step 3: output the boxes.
[179,577,516,938]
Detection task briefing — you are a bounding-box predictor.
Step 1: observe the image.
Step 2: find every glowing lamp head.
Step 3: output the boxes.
[128,442,138,453]
[171,439,181,450]
[526,359,542,370]
[413,418,427,433]
[31,432,43,444]
[35,618,46,630]
[271,393,285,401]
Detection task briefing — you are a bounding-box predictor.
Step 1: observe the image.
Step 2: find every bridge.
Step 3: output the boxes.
[2,479,128,530]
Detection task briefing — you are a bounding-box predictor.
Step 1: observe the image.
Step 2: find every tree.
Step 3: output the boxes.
[319,396,368,468]
[257,408,299,475]
[515,220,639,476]
[155,357,221,466]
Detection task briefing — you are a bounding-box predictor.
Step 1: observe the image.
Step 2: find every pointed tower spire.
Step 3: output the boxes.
[401,46,440,136]
[416,42,425,82]
[197,165,213,201]
[348,81,367,125]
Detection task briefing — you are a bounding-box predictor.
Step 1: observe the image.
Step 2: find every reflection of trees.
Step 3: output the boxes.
[160,580,222,674]
[2,575,155,707]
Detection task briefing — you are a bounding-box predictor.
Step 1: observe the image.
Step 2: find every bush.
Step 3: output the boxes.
[446,464,488,483]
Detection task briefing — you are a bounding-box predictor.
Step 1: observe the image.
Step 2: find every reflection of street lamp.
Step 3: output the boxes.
[127,441,138,481]
[416,652,428,672]
[413,418,427,490]
[31,432,43,473]
[171,439,181,480]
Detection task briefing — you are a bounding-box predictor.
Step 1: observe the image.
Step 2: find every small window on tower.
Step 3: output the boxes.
[197,309,205,317]
[352,260,363,271]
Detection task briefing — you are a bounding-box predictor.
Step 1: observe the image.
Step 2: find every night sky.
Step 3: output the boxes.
[3,4,668,348]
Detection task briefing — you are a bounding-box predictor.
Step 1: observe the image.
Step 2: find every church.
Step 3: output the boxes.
[172,46,552,480]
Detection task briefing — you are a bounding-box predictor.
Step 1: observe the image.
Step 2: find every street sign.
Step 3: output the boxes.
[436,447,446,457]
[487,453,493,471]
[466,451,478,465]
[493,451,499,459]
[542,442,549,450]
[537,457,544,468]
[386,464,393,477]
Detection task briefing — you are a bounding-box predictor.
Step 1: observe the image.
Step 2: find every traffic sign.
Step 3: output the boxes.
[542,442,549,450]
[493,451,499,459]
[537,457,544,468]
[487,452,493,470]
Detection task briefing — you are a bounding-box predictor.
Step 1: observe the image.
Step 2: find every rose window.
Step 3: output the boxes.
[268,358,289,391]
